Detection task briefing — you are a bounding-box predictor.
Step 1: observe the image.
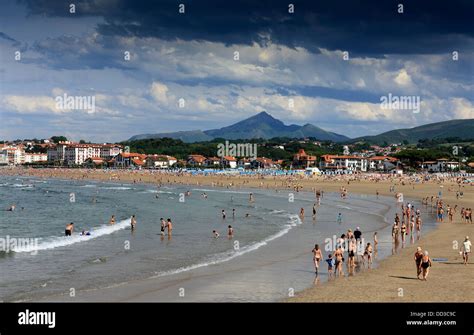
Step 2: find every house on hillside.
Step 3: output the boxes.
[320,155,368,172]
[146,154,177,168]
[187,154,206,166]
[221,156,237,168]
[114,152,147,168]
[293,149,317,167]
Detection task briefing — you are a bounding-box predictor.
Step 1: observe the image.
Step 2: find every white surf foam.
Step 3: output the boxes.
[152,214,302,278]
[11,218,131,253]
[191,188,251,194]
[101,187,132,190]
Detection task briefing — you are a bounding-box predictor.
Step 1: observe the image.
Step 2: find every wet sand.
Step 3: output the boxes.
[2,167,473,302]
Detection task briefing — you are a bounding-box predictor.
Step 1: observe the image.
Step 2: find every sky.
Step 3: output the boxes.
[0,0,473,142]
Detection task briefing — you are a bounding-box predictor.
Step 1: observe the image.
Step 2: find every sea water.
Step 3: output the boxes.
[0,175,437,301]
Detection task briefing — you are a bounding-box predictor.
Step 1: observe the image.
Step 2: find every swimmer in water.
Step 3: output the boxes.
[213,230,220,238]
[80,230,91,236]
[65,222,74,236]
[131,215,137,230]
[167,218,172,235]
[109,215,116,225]
[227,225,234,238]
[160,218,166,236]
[222,210,226,219]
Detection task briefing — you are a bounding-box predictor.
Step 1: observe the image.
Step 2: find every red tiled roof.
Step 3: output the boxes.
[188,154,206,163]
[132,158,145,166]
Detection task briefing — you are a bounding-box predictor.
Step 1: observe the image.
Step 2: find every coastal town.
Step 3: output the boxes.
[0,137,470,174]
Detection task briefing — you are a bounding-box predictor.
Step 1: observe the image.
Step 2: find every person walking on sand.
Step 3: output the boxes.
[348,238,356,268]
[334,247,344,277]
[400,222,407,244]
[130,215,137,230]
[364,243,373,267]
[312,244,323,274]
[421,251,432,281]
[414,247,423,279]
[374,232,378,250]
[65,222,74,236]
[461,236,471,265]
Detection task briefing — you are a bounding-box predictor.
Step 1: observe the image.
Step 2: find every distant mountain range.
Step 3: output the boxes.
[128,111,349,142]
[128,112,474,144]
[352,119,474,145]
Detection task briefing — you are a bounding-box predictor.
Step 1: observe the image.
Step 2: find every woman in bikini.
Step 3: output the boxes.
[400,222,407,243]
[421,251,432,281]
[311,244,323,274]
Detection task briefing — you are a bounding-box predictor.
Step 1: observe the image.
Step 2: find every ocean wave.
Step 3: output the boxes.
[11,218,131,253]
[152,214,302,278]
[142,189,174,194]
[191,188,251,194]
[101,187,132,190]
[80,184,97,188]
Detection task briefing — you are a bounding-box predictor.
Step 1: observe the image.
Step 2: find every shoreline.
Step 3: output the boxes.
[1,168,473,302]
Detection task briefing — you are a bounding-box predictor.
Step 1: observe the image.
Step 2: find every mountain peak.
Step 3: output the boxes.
[128,112,350,142]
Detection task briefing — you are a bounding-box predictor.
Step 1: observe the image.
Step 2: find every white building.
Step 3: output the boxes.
[320,155,368,172]
[24,153,47,163]
[1,146,25,165]
[423,159,460,172]
[221,156,237,169]
[146,154,177,168]
[47,141,72,163]
[64,144,102,165]
[100,144,123,160]
[368,156,399,171]
[0,153,8,165]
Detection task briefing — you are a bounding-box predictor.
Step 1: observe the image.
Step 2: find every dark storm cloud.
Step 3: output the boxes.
[19,0,474,55]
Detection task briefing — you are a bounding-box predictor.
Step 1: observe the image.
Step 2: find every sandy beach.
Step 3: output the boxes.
[1,167,473,302]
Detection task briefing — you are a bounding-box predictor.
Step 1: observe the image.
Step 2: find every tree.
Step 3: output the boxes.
[51,136,67,143]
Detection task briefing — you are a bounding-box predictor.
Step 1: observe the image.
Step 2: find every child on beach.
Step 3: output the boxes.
[325,254,334,277]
